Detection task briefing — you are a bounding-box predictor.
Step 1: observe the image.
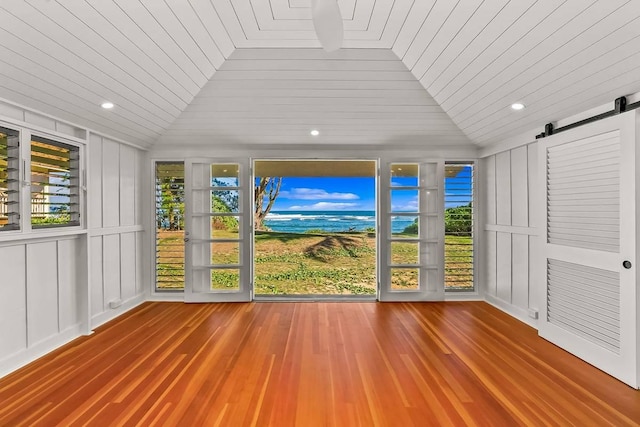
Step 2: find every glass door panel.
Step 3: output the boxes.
[185,159,251,302]
[379,161,444,301]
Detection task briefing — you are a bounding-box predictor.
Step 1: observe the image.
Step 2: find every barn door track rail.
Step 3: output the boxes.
[535,96,640,139]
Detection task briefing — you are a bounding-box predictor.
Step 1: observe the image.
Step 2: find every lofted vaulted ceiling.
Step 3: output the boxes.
[1,0,640,149]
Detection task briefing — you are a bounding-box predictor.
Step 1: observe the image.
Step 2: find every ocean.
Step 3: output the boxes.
[264,210,416,234]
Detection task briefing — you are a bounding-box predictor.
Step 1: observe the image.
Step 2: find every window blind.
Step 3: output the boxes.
[155,162,185,290]
[444,162,474,291]
[30,136,80,228]
[0,127,20,231]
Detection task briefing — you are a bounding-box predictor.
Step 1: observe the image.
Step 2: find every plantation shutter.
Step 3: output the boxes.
[0,127,20,231]
[546,132,620,252]
[30,136,80,228]
[538,113,638,388]
[547,259,620,353]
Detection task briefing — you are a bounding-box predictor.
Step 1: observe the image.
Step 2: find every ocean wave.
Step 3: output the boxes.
[265,213,311,220]
[266,212,370,221]
[343,216,375,221]
[264,212,378,231]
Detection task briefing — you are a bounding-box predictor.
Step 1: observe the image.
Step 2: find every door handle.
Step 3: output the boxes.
[623,260,632,269]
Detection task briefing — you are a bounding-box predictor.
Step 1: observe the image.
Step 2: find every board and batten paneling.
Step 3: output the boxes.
[90,235,104,317]
[0,102,91,378]
[88,133,104,229]
[26,242,60,347]
[101,138,121,228]
[87,133,147,328]
[482,143,538,326]
[0,237,85,378]
[102,234,122,311]
[0,101,147,379]
[119,145,136,227]
[0,245,27,361]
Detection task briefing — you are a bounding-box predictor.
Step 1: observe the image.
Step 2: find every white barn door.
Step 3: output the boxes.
[537,111,638,388]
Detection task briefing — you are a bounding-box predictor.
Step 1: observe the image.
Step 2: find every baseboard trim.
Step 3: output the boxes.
[91,294,146,329]
[484,294,538,329]
[0,324,82,380]
[147,293,185,302]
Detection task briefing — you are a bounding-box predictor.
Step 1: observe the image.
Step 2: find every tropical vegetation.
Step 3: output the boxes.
[155,175,473,293]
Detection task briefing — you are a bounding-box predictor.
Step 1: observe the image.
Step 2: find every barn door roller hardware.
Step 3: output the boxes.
[535,96,640,139]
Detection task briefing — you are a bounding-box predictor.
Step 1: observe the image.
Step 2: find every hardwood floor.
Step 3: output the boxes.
[0,301,638,426]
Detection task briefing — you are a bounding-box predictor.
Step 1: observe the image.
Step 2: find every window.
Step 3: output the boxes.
[30,136,80,228]
[0,127,20,231]
[444,162,474,291]
[155,162,185,290]
[389,163,421,290]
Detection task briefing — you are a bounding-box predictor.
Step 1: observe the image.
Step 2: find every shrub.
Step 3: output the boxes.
[402,219,418,235]
[445,204,472,233]
[212,196,239,231]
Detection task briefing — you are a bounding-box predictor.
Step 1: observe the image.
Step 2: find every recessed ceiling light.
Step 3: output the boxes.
[310,129,320,136]
[511,103,525,111]
[101,102,114,109]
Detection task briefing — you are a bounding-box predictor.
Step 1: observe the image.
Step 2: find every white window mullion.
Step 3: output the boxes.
[21,130,31,232]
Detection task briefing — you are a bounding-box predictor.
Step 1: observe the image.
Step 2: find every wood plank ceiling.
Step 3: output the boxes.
[1,0,640,149]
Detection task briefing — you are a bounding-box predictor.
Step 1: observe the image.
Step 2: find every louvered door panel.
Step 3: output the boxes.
[538,112,638,389]
[546,132,620,252]
[547,259,620,353]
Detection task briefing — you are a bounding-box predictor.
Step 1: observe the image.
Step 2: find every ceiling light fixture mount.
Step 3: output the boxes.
[511,103,525,111]
[311,0,343,52]
[101,102,114,109]
[310,129,320,136]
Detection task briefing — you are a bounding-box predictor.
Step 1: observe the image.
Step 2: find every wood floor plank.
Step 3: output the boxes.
[0,301,638,426]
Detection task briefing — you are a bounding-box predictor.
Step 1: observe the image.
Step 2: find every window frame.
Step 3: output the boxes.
[29,134,82,229]
[154,160,186,292]
[443,161,475,293]
[0,125,21,232]
[0,123,85,236]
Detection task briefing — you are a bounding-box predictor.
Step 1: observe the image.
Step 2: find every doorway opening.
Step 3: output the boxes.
[253,160,377,298]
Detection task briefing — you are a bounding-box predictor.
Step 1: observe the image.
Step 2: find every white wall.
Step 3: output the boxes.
[0,100,147,378]
[480,92,640,330]
[88,133,147,327]
[0,236,87,377]
[482,143,539,326]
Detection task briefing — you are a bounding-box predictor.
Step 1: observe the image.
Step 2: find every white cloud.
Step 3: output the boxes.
[279,188,359,200]
[288,202,359,211]
[392,199,419,212]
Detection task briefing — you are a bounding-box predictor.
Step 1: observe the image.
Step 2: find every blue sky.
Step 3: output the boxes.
[256,166,472,212]
[269,177,376,211]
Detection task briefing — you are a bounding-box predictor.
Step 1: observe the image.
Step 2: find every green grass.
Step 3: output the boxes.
[156,230,473,293]
[253,231,377,295]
